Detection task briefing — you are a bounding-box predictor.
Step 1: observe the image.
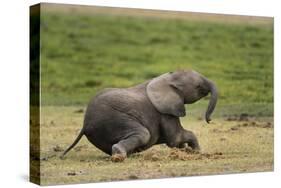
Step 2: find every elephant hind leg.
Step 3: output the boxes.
[111,126,150,162]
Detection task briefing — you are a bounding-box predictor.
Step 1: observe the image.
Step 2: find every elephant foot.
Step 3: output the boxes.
[184,147,200,154]
[111,154,126,162]
[179,143,200,154]
[111,144,127,162]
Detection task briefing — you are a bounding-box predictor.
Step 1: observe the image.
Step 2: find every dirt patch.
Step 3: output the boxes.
[140,147,220,162]
[67,171,83,176]
[41,154,56,161]
[211,128,223,133]
[127,175,139,180]
[67,172,77,176]
[143,153,161,161]
[225,113,252,121]
[230,127,239,131]
[53,145,64,152]
[74,109,84,113]
[212,120,272,135]
[212,127,242,133]
[169,148,224,161]
[235,121,273,129]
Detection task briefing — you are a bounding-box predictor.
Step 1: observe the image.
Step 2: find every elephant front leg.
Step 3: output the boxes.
[160,115,200,151]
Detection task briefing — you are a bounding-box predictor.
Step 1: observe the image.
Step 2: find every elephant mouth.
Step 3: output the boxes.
[199,87,209,96]
[202,90,209,96]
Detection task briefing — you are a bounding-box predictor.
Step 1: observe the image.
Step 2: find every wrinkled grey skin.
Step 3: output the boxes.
[62,70,218,159]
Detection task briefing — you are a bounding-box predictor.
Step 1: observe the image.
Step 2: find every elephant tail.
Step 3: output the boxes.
[60,128,84,159]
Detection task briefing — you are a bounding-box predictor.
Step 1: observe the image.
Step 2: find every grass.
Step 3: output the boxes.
[32,4,274,185]
[36,106,273,185]
[40,5,273,110]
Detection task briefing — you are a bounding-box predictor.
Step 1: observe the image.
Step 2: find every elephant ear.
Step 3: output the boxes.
[146,73,186,117]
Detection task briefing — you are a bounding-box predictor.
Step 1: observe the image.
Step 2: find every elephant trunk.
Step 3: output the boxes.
[205,80,218,123]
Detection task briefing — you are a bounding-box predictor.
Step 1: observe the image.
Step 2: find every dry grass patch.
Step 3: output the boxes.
[32,106,274,185]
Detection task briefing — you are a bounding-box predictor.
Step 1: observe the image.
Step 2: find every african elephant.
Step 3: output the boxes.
[61,70,218,161]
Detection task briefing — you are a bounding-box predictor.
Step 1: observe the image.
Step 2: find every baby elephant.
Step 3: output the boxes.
[61,70,218,161]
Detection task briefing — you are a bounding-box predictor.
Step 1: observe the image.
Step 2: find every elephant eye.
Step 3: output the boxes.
[196,84,201,89]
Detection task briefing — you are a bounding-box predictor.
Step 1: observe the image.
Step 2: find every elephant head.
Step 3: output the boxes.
[146,70,218,123]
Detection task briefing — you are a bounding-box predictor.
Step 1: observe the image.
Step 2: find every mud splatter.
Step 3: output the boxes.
[67,171,83,176]
[53,145,64,152]
[67,172,77,176]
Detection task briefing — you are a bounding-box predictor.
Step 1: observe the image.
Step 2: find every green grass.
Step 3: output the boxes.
[40,7,273,116]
